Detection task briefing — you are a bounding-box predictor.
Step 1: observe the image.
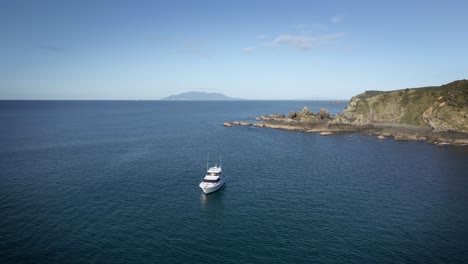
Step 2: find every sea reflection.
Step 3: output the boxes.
[200,188,226,209]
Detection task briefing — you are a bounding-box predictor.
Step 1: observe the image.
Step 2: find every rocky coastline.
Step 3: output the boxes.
[223,80,468,146]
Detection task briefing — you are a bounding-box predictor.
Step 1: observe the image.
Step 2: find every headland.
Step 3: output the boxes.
[224,80,468,146]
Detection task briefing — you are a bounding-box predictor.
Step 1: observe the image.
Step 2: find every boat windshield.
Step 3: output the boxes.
[209,172,220,176]
[203,178,220,183]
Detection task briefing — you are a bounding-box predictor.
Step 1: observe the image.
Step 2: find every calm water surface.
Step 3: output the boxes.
[1,101,467,264]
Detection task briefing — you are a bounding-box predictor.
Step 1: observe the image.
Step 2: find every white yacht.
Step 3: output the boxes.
[199,162,226,194]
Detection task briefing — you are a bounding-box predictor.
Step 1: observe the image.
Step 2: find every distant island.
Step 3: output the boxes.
[224,80,468,146]
[161,91,244,101]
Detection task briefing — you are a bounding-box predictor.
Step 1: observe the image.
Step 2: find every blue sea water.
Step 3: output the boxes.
[0,100,467,264]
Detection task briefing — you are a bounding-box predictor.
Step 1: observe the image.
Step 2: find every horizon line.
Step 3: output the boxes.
[0,98,350,101]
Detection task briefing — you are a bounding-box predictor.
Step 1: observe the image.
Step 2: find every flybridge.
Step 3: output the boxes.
[199,154,226,194]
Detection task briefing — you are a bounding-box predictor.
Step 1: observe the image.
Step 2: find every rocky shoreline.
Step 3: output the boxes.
[223,106,468,146]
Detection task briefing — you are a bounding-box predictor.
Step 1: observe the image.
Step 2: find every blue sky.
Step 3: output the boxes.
[1,0,467,100]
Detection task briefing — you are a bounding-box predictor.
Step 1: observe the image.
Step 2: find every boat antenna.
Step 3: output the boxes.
[207,153,209,171]
[219,154,222,168]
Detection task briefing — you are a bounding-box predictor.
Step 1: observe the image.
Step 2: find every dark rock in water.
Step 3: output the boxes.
[239,122,252,126]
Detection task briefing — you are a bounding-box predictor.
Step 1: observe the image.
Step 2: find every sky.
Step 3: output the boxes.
[1,0,467,100]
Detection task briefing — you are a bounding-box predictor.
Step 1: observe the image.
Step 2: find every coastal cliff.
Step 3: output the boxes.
[224,80,468,146]
[342,80,468,133]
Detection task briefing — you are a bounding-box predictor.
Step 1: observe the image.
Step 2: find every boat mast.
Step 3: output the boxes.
[207,153,209,171]
[219,154,222,168]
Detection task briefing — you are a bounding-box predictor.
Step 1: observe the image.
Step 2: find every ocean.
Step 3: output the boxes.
[1,100,467,264]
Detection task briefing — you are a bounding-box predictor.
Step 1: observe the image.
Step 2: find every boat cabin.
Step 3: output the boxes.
[203,166,222,183]
[203,177,220,183]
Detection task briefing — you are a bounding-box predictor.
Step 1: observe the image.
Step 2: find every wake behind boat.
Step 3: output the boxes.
[199,157,226,194]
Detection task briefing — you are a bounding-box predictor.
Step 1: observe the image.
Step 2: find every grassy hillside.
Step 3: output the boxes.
[343,80,468,133]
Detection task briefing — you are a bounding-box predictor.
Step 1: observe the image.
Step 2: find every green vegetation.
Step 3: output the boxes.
[400,89,434,125]
[356,90,385,100]
[400,88,409,107]
[355,99,370,117]
[343,80,468,133]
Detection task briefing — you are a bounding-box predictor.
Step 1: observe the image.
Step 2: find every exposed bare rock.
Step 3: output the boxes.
[394,135,419,141]
[288,111,298,119]
[316,108,330,121]
[270,114,286,119]
[422,101,468,133]
[300,115,318,124]
[452,138,468,145]
[299,106,313,116]
[377,135,385,140]
[223,122,234,127]
[320,131,332,136]
[232,121,253,126]
[436,142,451,147]
[263,122,304,131]
[329,115,350,125]
[239,122,252,126]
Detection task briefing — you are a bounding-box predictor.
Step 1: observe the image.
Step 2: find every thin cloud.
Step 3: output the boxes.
[245,18,349,53]
[330,15,344,23]
[269,32,348,51]
[271,35,315,50]
[243,47,254,53]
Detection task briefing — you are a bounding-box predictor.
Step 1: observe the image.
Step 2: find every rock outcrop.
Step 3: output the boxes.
[223,80,468,146]
[320,131,332,136]
[316,108,330,121]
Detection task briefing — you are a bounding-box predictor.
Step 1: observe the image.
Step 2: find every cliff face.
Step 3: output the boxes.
[342,80,468,133]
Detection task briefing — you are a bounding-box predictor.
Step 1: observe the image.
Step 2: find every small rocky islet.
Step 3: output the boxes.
[224,80,468,146]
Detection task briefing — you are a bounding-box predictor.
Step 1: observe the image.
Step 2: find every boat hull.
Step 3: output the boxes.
[199,176,226,194]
